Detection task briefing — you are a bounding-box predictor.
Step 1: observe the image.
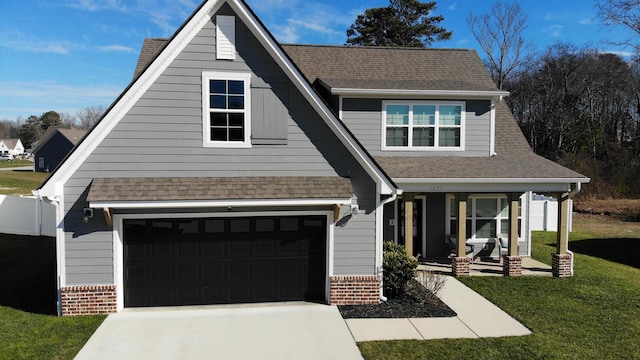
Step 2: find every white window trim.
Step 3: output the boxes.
[202,71,252,148]
[446,194,523,243]
[381,100,466,151]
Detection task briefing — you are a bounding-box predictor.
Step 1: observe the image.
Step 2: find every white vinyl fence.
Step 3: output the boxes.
[0,195,56,237]
[529,193,573,232]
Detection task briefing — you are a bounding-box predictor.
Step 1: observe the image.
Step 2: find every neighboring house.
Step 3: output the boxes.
[0,138,24,156]
[32,126,87,172]
[34,0,589,316]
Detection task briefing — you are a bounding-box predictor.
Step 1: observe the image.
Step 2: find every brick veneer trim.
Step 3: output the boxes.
[451,257,470,277]
[503,255,523,277]
[330,275,380,305]
[61,285,117,316]
[552,253,573,277]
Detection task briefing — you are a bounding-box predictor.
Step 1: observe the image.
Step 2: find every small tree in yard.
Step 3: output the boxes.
[383,241,418,298]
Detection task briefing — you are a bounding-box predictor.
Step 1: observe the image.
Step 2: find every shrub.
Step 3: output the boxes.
[415,270,446,303]
[383,241,418,298]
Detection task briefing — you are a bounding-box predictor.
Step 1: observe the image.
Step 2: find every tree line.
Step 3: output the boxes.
[0,106,104,148]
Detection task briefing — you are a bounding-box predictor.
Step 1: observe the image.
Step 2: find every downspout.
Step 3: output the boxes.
[378,190,402,302]
[566,182,581,276]
[33,189,63,316]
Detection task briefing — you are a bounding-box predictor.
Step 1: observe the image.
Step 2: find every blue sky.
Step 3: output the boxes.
[0,0,632,121]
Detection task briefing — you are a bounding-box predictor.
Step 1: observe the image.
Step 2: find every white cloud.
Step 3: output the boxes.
[63,0,128,12]
[99,44,136,53]
[448,2,457,11]
[0,32,80,55]
[0,81,121,120]
[579,18,593,25]
[543,25,564,38]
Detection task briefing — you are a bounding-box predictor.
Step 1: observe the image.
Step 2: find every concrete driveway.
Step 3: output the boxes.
[75,302,363,360]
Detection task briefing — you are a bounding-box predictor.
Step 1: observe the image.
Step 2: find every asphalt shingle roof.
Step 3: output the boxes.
[133,38,168,79]
[87,176,353,202]
[281,44,499,92]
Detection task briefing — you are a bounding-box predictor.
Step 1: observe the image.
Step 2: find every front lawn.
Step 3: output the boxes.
[0,233,106,360]
[0,159,33,169]
[359,223,640,359]
[0,169,47,195]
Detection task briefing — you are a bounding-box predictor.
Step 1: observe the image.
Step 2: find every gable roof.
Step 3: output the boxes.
[0,139,21,150]
[281,45,508,97]
[32,126,87,154]
[133,38,168,79]
[36,0,397,197]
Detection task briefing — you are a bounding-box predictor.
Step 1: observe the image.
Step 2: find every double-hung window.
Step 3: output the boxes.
[382,101,464,150]
[202,71,251,148]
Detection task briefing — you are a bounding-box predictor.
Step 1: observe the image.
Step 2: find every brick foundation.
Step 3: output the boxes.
[451,257,470,277]
[329,275,380,305]
[552,253,573,277]
[61,285,117,316]
[503,256,523,277]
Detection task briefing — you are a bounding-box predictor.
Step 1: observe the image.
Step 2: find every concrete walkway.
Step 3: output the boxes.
[344,276,531,342]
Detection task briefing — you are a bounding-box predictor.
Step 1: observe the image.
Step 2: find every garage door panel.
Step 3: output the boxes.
[229,238,251,256]
[178,242,200,257]
[124,216,326,308]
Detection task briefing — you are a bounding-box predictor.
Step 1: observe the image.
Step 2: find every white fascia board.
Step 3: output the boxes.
[228,1,396,196]
[89,198,353,209]
[37,1,223,198]
[396,177,591,193]
[332,88,510,99]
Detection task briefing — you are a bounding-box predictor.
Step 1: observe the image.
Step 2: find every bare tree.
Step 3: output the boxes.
[60,112,77,127]
[595,0,640,52]
[76,105,105,130]
[466,0,532,89]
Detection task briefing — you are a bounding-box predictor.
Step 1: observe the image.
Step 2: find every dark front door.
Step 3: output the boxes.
[397,198,425,257]
[123,215,326,307]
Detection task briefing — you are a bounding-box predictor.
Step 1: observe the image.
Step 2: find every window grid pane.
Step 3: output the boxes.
[386,105,409,125]
[208,78,245,142]
[386,127,408,146]
[438,128,460,147]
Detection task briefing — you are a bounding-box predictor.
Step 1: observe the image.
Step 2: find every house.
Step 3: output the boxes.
[34,0,589,316]
[0,138,24,156]
[32,126,87,172]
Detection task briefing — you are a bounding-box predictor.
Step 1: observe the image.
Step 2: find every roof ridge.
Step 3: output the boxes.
[281,44,474,52]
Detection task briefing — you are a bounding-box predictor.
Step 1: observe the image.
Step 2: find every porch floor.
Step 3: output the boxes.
[419,257,552,277]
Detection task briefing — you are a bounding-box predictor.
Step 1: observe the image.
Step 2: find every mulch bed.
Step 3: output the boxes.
[338,279,457,319]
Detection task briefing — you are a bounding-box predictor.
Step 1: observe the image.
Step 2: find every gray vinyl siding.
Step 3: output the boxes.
[62,7,378,285]
[341,98,492,157]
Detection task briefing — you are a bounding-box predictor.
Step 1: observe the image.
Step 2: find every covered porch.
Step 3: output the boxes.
[418,257,552,277]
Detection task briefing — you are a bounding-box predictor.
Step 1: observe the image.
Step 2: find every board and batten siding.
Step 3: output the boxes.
[62,8,379,285]
[341,98,492,157]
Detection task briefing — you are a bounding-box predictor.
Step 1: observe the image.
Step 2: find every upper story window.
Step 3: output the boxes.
[202,71,251,148]
[382,101,465,151]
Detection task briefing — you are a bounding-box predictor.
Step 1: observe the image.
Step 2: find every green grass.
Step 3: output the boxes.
[0,169,48,195]
[0,307,105,360]
[359,230,640,359]
[0,234,106,360]
[0,159,33,168]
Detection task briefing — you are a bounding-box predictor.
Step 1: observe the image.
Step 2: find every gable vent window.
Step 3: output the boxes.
[382,101,465,151]
[202,71,252,148]
[216,15,236,60]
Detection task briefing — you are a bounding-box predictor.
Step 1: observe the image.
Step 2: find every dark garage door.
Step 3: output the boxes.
[123,215,326,307]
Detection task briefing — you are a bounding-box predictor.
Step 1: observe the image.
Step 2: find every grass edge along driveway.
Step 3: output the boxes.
[358,230,640,360]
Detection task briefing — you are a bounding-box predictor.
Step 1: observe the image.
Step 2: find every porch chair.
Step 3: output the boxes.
[448,236,475,261]
[497,235,509,263]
